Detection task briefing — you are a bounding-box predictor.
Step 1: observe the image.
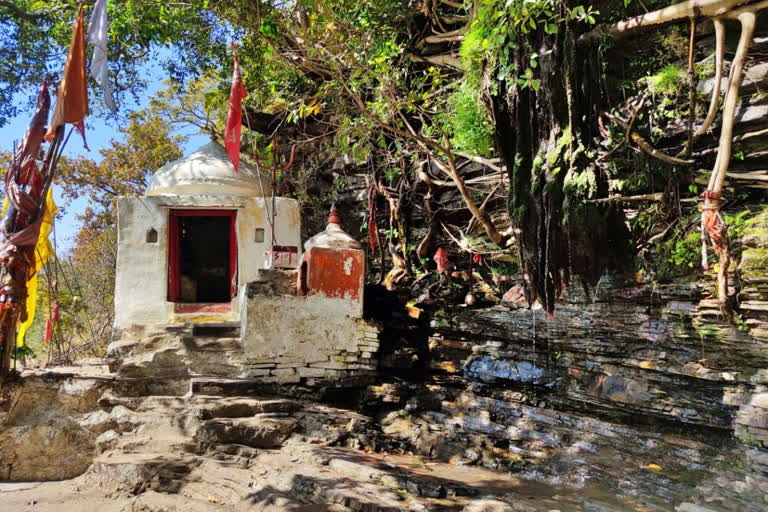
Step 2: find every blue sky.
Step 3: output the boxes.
[0,66,209,253]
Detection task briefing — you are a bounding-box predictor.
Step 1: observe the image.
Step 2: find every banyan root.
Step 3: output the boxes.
[693,18,725,140]
[603,112,695,166]
[704,5,759,305]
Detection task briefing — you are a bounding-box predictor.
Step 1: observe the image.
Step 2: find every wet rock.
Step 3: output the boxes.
[501,284,527,309]
[735,392,768,448]
[464,356,548,385]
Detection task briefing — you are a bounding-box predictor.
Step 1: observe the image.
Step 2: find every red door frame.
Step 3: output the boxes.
[167,209,238,302]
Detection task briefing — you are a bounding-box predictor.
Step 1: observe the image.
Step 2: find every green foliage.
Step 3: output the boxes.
[669,231,701,268]
[647,64,684,96]
[725,210,751,240]
[445,81,494,157]
[631,206,705,281]
[0,0,233,126]
[433,309,451,328]
[461,0,599,91]
[734,314,751,333]
[330,176,348,197]
[11,344,36,360]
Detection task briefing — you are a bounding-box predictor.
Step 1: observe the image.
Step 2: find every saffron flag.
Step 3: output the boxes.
[16,189,58,347]
[225,44,246,173]
[45,5,89,142]
[87,0,116,113]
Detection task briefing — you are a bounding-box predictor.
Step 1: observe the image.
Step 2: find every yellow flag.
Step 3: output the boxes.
[17,189,58,347]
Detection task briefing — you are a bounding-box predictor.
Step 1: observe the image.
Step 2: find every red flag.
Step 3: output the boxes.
[44,318,53,345]
[225,44,246,173]
[45,6,89,142]
[74,120,89,150]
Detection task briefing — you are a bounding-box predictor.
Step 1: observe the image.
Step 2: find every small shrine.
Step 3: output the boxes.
[113,140,301,328]
[109,141,378,387]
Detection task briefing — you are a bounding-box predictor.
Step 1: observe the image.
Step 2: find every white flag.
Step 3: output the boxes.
[86,0,116,112]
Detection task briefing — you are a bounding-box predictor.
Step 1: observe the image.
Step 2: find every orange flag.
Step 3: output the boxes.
[45,6,89,142]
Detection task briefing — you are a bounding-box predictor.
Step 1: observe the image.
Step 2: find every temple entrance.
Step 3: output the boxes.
[168,210,237,303]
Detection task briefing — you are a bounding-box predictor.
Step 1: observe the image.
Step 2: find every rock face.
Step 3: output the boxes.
[367,211,768,510]
[0,374,107,480]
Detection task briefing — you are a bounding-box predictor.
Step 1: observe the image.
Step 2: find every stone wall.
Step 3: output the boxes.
[108,271,379,388]
[241,271,379,387]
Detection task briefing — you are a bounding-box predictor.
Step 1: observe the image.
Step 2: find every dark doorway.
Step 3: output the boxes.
[168,210,237,303]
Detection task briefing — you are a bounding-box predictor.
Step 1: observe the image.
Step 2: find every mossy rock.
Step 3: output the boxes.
[739,208,768,280]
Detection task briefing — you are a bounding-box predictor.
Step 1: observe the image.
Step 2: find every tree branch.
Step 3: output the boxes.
[0,0,41,22]
[407,52,462,69]
[580,0,754,44]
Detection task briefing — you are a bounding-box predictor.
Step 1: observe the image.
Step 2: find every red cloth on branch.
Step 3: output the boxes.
[434,248,449,273]
[224,44,246,173]
[368,186,377,253]
[703,209,727,252]
[52,300,60,323]
[44,317,53,345]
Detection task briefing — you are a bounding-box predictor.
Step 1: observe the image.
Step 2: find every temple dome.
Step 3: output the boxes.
[304,206,361,251]
[146,140,267,197]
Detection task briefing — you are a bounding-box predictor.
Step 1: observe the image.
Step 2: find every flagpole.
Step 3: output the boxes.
[0,2,86,387]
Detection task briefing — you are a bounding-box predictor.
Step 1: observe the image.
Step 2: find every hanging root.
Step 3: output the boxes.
[702,7,757,306]
[603,112,694,166]
[693,18,725,141]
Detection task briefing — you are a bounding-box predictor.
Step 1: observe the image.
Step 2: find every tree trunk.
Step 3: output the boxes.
[492,15,631,315]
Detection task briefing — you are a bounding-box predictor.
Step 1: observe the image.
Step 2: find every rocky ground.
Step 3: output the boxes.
[1,363,634,512]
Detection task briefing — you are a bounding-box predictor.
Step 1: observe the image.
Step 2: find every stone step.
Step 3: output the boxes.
[97,392,301,419]
[194,395,303,418]
[194,415,297,448]
[191,322,241,339]
[191,376,281,396]
[183,336,242,352]
[111,436,198,456]
[92,452,201,494]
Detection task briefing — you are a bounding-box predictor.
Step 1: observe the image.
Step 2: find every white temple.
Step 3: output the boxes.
[110,141,378,387]
[113,141,301,329]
